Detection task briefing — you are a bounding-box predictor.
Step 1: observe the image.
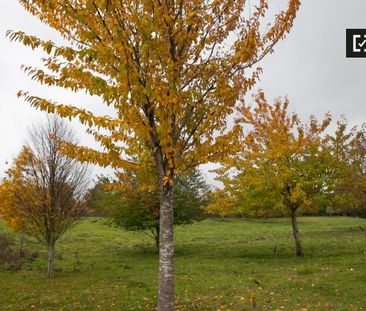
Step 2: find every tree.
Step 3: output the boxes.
[10,1,300,308]
[90,168,210,252]
[325,120,366,217]
[208,92,331,257]
[0,170,26,257]
[0,118,89,277]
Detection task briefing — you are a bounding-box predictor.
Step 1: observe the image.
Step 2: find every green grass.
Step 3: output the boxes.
[0,216,365,310]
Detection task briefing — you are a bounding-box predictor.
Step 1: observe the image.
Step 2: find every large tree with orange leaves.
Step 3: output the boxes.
[209,92,332,257]
[9,1,300,308]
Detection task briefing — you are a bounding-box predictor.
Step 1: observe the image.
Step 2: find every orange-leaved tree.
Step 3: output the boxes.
[0,179,24,233]
[9,1,300,308]
[0,118,90,277]
[0,156,27,256]
[208,92,331,257]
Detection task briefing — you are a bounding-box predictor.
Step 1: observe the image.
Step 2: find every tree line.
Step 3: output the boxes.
[1,100,365,278]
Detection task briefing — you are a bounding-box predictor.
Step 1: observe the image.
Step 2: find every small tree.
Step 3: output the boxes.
[209,92,331,257]
[0,118,89,277]
[90,168,210,252]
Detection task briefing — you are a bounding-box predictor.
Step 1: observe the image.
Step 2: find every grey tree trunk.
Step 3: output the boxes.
[47,243,55,278]
[291,209,304,257]
[19,230,25,257]
[158,185,174,311]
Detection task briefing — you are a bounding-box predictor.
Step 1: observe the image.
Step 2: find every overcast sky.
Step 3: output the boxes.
[1,0,366,186]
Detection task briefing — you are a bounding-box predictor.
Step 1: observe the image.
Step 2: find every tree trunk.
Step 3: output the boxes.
[47,243,55,278]
[158,184,174,311]
[153,144,175,310]
[19,230,25,257]
[291,209,304,257]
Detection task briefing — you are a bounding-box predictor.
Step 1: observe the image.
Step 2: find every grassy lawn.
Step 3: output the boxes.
[0,216,365,310]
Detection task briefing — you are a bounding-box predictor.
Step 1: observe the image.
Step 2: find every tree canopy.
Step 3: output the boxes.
[325,121,366,217]
[10,1,301,308]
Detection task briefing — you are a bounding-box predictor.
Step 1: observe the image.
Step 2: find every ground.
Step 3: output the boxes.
[0,217,365,310]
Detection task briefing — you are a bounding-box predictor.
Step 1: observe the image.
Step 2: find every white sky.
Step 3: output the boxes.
[1,0,366,186]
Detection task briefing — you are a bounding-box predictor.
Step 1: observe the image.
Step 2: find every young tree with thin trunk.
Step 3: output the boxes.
[9,1,300,308]
[208,92,331,257]
[0,118,89,277]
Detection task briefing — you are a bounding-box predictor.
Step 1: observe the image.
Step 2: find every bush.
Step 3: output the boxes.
[0,233,38,271]
[0,233,21,271]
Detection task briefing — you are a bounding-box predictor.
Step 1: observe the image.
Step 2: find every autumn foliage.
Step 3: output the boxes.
[0,148,31,233]
[208,92,332,256]
[0,118,89,277]
[9,0,301,308]
[325,121,366,217]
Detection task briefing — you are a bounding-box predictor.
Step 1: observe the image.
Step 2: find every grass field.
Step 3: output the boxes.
[0,216,365,310]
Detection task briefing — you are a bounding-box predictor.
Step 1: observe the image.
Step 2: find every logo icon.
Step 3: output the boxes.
[347,29,366,58]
